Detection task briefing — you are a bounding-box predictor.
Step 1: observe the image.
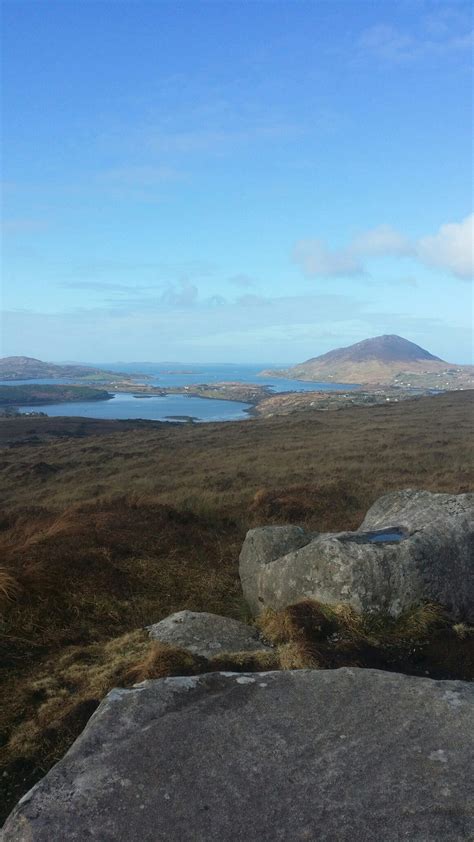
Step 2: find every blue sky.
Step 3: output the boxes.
[1,0,473,363]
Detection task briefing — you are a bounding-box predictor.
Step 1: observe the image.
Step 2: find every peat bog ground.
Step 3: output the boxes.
[0,390,473,820]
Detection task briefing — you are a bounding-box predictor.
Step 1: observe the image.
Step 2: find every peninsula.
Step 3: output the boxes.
[0,384,112,406]
[0,356,144,384]
[261,334,473,390]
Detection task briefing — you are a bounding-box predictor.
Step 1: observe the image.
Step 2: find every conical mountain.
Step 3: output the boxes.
[263,335,463,386]
[304,335,442,365]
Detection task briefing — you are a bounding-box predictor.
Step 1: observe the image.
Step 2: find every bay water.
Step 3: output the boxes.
[3,363,358,423]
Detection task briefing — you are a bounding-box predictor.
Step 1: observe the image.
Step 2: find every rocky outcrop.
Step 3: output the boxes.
[3,669,473,841]
[147,610,272,657]
[240,490,474,620]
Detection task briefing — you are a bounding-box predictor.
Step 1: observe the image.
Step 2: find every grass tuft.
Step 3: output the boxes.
[453,622,474,640]
[209,649,279,672]
[391,603,449,640]
[0,567,20,604]
[124,642,206,683]
[277,641,322,670]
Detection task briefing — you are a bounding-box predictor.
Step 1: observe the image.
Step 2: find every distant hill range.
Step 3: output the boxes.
[262,335,473,389]
[0,356,130,382]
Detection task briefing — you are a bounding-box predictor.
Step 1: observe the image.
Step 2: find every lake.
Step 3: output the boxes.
[15,392,252,423]
[4,362,359,423]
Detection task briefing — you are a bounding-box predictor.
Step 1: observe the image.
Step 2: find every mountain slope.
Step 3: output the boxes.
[304,335,441,365]
[262,335,472,387]
[0,356,129,382]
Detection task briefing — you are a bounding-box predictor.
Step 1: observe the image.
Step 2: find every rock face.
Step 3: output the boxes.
[147,610,272,657]
[240,490,474,620]
[3,669,473,841]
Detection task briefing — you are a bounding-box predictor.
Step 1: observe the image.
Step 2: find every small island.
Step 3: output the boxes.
[0,384,113,406]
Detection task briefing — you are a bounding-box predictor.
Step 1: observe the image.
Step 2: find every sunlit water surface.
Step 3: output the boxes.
[2,362,359,423]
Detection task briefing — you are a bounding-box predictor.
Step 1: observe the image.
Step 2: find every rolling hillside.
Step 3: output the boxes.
[0,356,129,382]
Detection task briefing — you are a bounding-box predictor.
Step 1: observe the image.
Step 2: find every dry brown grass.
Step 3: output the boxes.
[5,631,148,760]
[209,649,279,672]
[124,642,206,684]
[0,390,472,821]
[0,498,244,665]
[249,481,363,530]
[259,600,450,646]
[258,599,339,645]
[258,599,473,677]
[277,641,321,669]
[1,391,472,520]
[0,567,19,604]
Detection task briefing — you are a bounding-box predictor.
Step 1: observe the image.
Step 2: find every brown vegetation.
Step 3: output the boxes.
[0,391,473,821]
[257,599,473,678]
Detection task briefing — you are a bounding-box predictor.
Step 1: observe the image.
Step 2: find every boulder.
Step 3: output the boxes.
[239,490,474,620]
[147,610,272,657]
[239,524,313,615]
[359,488,474,532]
[3,669,473,841]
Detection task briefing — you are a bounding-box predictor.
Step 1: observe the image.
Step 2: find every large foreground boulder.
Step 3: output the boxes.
[3,669,473,841]
[240,490,474,620]
[147,610,272,657]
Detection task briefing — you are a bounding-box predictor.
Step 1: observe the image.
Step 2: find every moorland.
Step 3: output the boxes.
[0,384,112,407]
[0,390,473,821]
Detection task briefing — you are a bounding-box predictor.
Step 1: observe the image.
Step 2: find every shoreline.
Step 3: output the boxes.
[0,379,456,424]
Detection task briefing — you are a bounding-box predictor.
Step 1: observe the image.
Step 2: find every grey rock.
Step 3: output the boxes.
[3,669,473,841]
[359,488,474,532]
[239,490,474,620]
[147,610,272,657]
[239,524,313,615]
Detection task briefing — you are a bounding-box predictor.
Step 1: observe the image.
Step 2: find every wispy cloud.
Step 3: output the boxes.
[293,224,414,279]
[417,214,473,281]
[422,6,471,38]
[293,239,363,278]
[357,15,473,64]
[293,216,473,281]
[386,276,418,289]
[64,258,216,279]
[147,123,301,156]
[98,166,182,186]
[60,281,151,294]
[158,279,199,308]
[95,165,184,200]
[97,279,230,312]
[228,274,257,289]
[351,225,413,257]
[4,293,469,363]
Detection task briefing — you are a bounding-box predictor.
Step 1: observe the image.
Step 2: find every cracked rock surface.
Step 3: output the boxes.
[3,668,473,841]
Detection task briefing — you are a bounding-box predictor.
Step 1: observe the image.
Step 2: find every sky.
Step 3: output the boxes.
[1,0,473,364]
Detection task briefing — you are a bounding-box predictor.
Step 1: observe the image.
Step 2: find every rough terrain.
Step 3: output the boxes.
[3,669,473,841]
[0,390,472,823]
[240,490,474,620]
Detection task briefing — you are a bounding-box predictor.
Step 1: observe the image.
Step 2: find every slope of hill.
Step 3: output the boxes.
[0,390,473,820]
[0,356,131,382]
[262,335,473,388]
[0,384,112,406]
